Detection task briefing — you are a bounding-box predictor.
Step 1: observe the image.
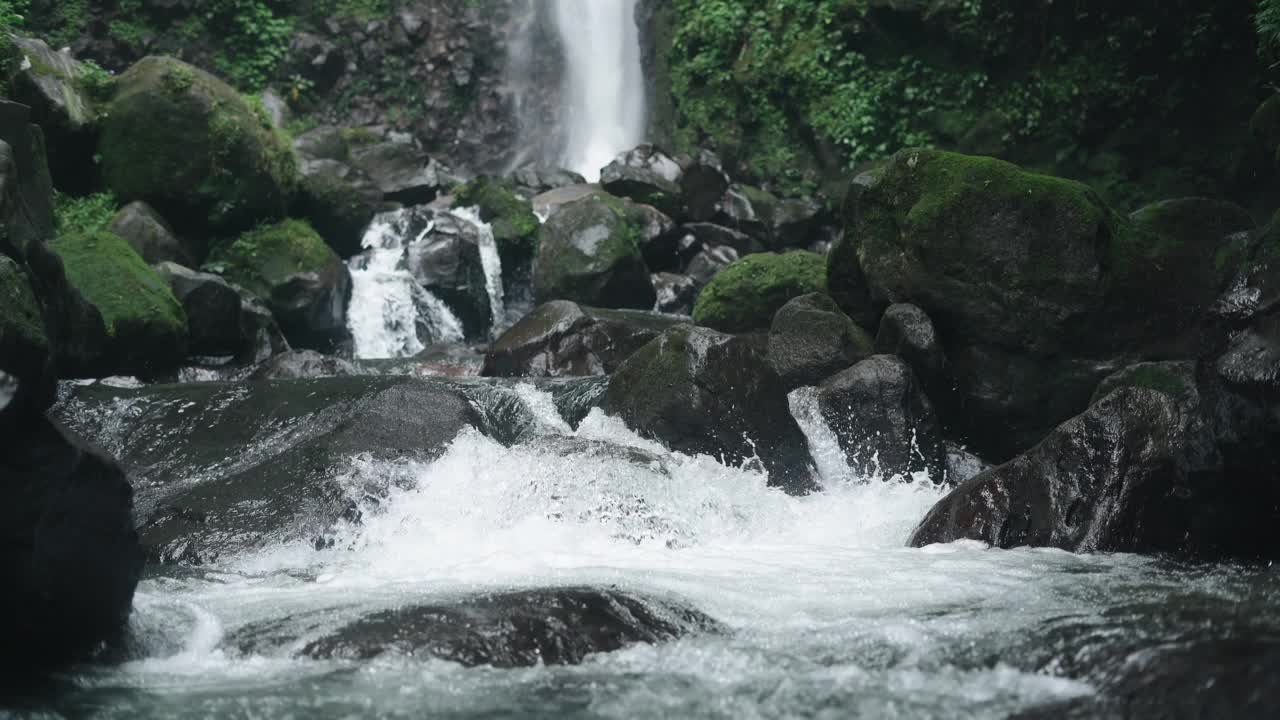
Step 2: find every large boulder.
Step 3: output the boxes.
[533,193,656,310]
[7,36,99,193]
[0,416,143,674]
[50,229,188,377]
[692,251,826,333]
[293,161,384,259]
[600,144,683,218]
[405,209,495,339]
[910,362,1280,558]
[483,300,686,377]
[107,201,195,267]
[55,377,484,564]
[348,139,456,206]
[209,219,351,353]
[767,292,872,390]
[874,303,947,394]
[99,57,297,238]
[153,262,245,358]
[816,355,946,481]
[296,588,719,666]
[603,325,815,493]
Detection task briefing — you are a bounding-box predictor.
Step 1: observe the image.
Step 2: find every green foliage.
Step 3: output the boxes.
[308,0,395,22]
[50,228,187,338]
[77,59,116,105]
[0,0,26,32]
[54,191,119,235]
[692,250,826,333]
[209,0,294,91]
[455,176,540,248]
[1260,0,1280,64]
[23,0,88,49]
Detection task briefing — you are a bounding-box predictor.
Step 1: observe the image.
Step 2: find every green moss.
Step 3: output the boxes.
[455,176,540,249]
[99,56,297,235]
[339,127,381,149]
[49,229,186,338]
[693,251,826,333]
[1092,362,1192,404]
[0,255,48,355]
[208,218,336,298]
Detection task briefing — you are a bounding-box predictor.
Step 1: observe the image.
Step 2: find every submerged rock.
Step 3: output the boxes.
[483,300,685,377]
[691,251,826,333]
[533,193,656,310]
[604,325,816,493]
[55,377,483,564]
[249,349,360,380]
[816,355,946,481]
[292,588,720,666]
[768,292,873,390]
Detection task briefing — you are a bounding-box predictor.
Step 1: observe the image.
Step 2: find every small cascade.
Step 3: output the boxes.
[450,206,507,339]
[347,210,465,360]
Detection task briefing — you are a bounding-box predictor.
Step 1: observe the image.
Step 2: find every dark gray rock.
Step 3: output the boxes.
[713,184,774,247]
[678,150,729,222]
[874,303,946,393]
[7,36,98,194]
[108,201,195,267]
[348,140,458,206]
[604,325,816,493]
[406,210,493,338]
[533,194,656,310]
[768,293,873,390]
[653,272,698,315]
[817,355,946,481]
[684,245,738,287]
[294,160,385,259]
[294,588,721,666]
[237,294,291,365]
[511,165,587,195]
[600,144,684,218]
[773,197,829,249]
[483,300,685,377]
[54,377,483,564]
[154,262,242,357]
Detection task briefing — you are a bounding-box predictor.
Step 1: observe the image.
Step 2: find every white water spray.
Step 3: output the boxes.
[552,0,646,180]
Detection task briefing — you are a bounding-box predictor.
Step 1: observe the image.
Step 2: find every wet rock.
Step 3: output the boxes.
[294,160,385,259]
[483,300,685,377]
[406,210,493,338]
[692,251,826,333]
[773,197,828,249]
[910,361,1280,558]
[99,57,295,238]
[944,443,992,486]
[600,144,684,218]
[768,293,873,390]
[678,150,730,222]
[54,377,484,564]
[0,415,142,674]
[297,588,721,666]
[237,294,291,365]
[533,194,656,310]
[817,355,946,481]
[604,325,816,493]
[683,222,764,257]
[154,262,242,357]
[530,184,601,221]
[511,165,587,195]
[250,349,360,380]
[108,201,195,267]
[684,244,738,287]
[713,184,774,247]
[209,219,351,354]
[348,140,457,205]
[653,272,698,315]
[874,303,946,393]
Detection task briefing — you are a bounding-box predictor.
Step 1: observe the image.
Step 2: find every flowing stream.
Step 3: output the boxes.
[19,383,1280,718]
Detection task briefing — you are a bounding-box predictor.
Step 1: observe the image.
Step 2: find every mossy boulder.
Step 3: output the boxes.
[7,36,101,193]
[767,292,872,390]
[533,193,656,310]
[294,166,383,259]
[208,219,351,353]
[692,251,825,333]
[456,175,541,271]
[49,229,188,376]
[599,145,684,218]
[99,56,297,239]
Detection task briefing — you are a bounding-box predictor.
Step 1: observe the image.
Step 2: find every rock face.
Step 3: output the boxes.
[0,416,144,674]
[209,219,351,353]
[298,588,720,666]
[768,293,873,390]
[910,362,1280,558]
[533,194,656,310]
[154,262,242,357]
[99,56,296,238]
[483,300,686,377]
[600,144,684,217]
[816,355,946,481]
[692,251,826,333]
[55,378,484,564]
[405,211,494,338]
[604,325,815,493]
[50,229,188,377]
[108,201,194,267]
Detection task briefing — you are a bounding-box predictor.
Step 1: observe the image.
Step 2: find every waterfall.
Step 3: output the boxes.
[450,206,507,339]
[505,0,646,180]
[553,0,646,180]
[346,211,465,360]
